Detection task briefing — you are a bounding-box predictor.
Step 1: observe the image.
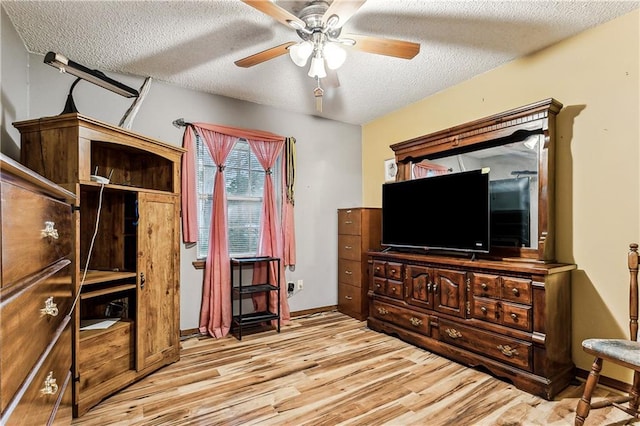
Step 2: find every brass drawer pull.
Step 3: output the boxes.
[40,297,59,317]
[481,283,488,291]
[480,306,488,315]
[390,269,396,274]
[344,245,352,250]
[40,371,59,395]
[445,328,462,339]
[344,220,353,224]
[344,270,353,275]
[497,344,519,357]
[375,283,382,289]
[510,313,518,320]
[409,317,423,327]
[41,221,59,239]
[345,295,353,300]
[512,288,520,296]
[377,307,389,315]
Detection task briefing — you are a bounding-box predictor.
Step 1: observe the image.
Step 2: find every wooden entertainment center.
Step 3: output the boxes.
[368,99,576,399]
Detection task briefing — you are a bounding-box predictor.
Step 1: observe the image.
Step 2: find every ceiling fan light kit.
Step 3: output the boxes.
[238,0,420,110]
[289,41,314,66]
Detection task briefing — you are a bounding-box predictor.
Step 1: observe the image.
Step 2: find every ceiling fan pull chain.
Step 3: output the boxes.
[314,77,324,112]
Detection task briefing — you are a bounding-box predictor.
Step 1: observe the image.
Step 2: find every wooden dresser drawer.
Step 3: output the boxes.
[337,209,362,235]
[338,283,363,318]
[501,301,532,331]
[385,262,403,281]
[372,260,403,280]
[372,276,386,295]
[338,234,362,261]
[502,277,532,305]
[372,260,386,278]
[472,297,532,331]
[386,279,404,300]
[49,371,73,425]
[439,319,532,371]
[4,322,72,425]
[472,297,500,324]
[1,179,73,288]
[372,300,430,335]
[338,258,362,286]
[78,319,134,394]
[470,272,501,298]
[0,260,73,412]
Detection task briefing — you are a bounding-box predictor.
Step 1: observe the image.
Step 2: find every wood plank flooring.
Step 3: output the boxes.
[72,311,638,425]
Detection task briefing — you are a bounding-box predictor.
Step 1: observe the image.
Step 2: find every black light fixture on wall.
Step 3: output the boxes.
[44,51,139,115]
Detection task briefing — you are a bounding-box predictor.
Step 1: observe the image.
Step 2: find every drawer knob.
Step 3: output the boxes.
[377,307,389,315]
[497,344,519,358]
[480,306,488,315]
[409,317,423,327]
[510,313,518,320]
[376,283,381,288]
[40,371,59,395]
[512,288,520,296]
[445,328,462,339]
[40,297,59,317]
[345,270,353,275]
[390,269,396,274]
[345,295,353,300]
[481,283,488,290]
[41,221,59,239]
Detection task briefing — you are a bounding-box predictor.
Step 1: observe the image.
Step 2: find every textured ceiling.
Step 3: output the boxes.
[3,0,638,125]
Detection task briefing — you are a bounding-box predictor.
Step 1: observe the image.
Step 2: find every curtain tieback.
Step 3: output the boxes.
[265,168,273,175]
[218,164,226,172]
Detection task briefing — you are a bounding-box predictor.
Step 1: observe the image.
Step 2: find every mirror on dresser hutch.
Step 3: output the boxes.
[391,98,562,262]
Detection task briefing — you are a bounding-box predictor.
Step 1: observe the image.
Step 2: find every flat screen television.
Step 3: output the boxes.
[382,169,490,253]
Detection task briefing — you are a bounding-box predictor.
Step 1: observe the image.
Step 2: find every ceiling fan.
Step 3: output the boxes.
[235,0,420,111]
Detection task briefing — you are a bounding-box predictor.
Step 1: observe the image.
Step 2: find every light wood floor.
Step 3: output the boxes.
[73,311,638,426]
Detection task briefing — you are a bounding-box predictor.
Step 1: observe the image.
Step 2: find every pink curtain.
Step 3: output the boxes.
[181,128,198,244]
[180,122,293,338]
[196,127,237,338]
[413,161,451,179]
[247,138,291,325]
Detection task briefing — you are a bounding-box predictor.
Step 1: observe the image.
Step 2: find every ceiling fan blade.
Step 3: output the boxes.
[345,34,420,59]
[241,0,305,29]
[323,0,367,29]
[235,42,296,68]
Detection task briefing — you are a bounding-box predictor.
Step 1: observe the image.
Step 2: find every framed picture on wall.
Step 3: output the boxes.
[384,158,397,182]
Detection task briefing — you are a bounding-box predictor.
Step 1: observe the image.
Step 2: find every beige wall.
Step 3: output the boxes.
[362,10,639,384]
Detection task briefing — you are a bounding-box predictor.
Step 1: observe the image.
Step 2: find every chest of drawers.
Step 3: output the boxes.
[1,154,76,424]
[337,208,381,320]
[368,250,576,400]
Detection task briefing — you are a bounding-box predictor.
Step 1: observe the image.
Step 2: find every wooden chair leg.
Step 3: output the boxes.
[576,357,603,426]
[630,370,640,413]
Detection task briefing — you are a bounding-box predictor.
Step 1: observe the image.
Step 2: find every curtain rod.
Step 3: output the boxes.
[172,118,189,128]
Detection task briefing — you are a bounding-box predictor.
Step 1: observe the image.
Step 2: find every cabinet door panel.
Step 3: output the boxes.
[136,192,179,371]
[433,268,467,318]
[406,265,432,309]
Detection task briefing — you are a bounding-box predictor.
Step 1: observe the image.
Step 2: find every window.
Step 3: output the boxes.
[196,136,280,258]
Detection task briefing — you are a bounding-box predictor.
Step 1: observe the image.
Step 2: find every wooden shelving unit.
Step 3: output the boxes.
[14,113,185,417]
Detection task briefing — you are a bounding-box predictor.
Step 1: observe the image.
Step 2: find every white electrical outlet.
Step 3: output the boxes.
[297,279,304,290]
